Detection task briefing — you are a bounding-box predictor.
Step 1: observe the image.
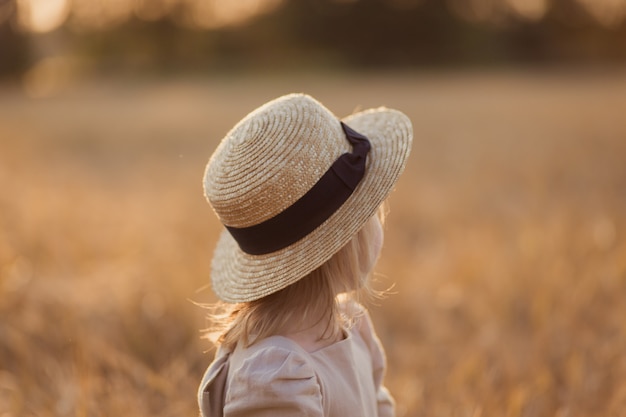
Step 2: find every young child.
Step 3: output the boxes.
[198,93,413,417]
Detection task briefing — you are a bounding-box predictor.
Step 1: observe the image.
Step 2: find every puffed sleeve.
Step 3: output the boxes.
[356,307,396,417]
[224,345,324,417]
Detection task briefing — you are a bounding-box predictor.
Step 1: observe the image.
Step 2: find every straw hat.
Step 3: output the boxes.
[203,93,412,303]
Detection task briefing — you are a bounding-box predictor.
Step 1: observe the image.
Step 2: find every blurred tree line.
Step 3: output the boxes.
[1,0,626,80]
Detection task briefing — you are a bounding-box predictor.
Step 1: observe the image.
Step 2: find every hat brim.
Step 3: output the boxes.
[210,107,413,303]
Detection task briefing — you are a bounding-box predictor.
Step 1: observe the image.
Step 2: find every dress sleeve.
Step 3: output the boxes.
[224,345,324,417]
[356,307,396,417]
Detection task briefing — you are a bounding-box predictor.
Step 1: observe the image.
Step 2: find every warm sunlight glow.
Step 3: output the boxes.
[575,0,626,27]
[11,0,626,32]
[133,0,178,22]
[181,0,284,29]
[506,0,548,21]
[70,0,133,30]
[17,0,69,33]
[447,0,626,26]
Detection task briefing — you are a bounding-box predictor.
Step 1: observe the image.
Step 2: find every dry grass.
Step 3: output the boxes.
[1,71,625,417]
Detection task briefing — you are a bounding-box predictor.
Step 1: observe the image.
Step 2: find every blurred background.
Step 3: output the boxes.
[1,0,626,416]
[4,0,626,83]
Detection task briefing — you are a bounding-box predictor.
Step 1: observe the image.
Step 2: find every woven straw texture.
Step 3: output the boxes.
[204,93,413,303]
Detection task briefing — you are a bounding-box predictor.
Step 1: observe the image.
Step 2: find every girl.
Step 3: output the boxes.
[199,93,413,417]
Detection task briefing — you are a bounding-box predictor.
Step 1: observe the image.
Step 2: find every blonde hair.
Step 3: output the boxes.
[205,206,387,350]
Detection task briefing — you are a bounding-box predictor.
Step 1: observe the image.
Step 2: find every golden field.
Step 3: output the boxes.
[1,71,625,417]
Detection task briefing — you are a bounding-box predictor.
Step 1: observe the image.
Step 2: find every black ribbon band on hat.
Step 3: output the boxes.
[226,122,371,255]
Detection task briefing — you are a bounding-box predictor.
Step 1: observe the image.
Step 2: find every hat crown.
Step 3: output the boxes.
[204,94,349,228]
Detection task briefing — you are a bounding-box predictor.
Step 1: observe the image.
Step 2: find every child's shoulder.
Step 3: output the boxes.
[226,336,323,411]
[218,336,324,414]
[230,336,316,381]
